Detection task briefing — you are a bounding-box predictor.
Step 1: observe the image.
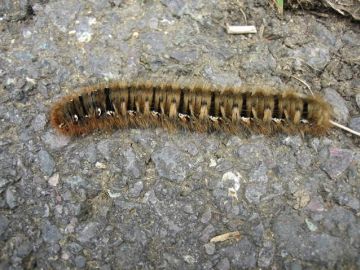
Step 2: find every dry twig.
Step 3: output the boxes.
[210,231,241,243]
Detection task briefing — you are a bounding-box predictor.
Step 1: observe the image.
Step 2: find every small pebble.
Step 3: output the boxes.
[323,88,349,122]
[48,173,60,187]
[355,94,360,109]
[0,215,9,236]
[183,255,196,264]
[321,148,354,179]
[95,162,107,169]
[201,208,212,224]
[5,187,17,209]
[75,255,86,268]
[349,117,360,132]
[38,150,55,176]
[204,243,215,255]
[305,218,318,232]
[216,258,230,270]
[129,181,144,197]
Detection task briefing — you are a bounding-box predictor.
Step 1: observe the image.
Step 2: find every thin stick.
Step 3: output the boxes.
[239,8,247,24]
[291,75,314,96]
[236,0,247,24]
[226,24,257,34]
[330,120,360,137]
[259,24,265,40]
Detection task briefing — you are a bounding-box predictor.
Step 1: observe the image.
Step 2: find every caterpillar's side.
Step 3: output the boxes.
[50,81,333,137]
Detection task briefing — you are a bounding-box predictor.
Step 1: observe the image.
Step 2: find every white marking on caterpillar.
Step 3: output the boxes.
[178,113,190,120]
[209,116,220,122]
[128,110,136,116]
[241,117,251,124]
[151,111,160,117]
[73,114,79,122]
[272,118,283,124]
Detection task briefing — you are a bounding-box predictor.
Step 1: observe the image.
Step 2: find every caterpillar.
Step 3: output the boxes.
[50,81,334,137]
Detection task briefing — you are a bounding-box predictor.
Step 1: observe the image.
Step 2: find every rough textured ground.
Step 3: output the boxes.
[0,0,359,269]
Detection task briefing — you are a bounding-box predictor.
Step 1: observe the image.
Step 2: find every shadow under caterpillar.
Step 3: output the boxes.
[50,81,334,137]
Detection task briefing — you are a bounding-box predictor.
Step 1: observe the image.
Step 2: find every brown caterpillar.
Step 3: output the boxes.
[50,81,333,137]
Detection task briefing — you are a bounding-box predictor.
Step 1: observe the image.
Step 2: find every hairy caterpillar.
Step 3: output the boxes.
[50,81,334,137]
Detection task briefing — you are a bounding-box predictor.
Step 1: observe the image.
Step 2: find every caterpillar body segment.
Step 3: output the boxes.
[50,82,333,137]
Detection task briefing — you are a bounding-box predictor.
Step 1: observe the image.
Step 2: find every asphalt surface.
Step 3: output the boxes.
[0,0,359,269]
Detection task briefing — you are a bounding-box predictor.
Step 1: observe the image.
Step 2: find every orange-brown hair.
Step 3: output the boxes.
[50,81,333,137]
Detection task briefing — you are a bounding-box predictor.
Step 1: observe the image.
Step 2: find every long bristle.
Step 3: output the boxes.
[50,81,334,137]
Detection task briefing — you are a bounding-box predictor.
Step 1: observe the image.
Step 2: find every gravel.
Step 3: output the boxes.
[349,117,360,132]
[77,222,100,243]
[321,148,354,179]
[290,44,331,71]
[37,149,56,176]
[356,93,360,109]
[41,222,62,244]
[0,215,9,236]
[151,144,190,181]
[118,147,145,179]
[323,88,350,123]
[0,0,359,269]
